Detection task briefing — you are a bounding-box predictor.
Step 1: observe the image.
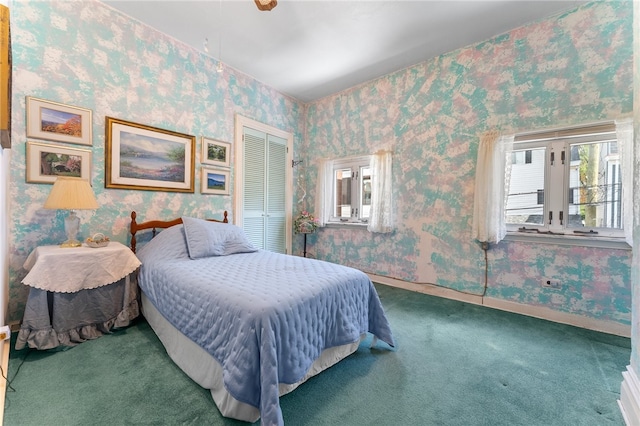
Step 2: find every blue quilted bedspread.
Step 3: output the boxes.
[137,225,394,426]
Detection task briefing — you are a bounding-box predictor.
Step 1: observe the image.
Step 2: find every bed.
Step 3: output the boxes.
[130,211,395,426]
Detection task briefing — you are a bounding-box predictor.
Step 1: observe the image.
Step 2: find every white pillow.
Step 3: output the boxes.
[182,216,258,259]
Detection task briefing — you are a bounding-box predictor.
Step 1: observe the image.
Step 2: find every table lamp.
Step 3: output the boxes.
[44,177,98,248]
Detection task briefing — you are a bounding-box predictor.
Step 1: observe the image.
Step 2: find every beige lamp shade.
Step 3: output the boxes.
[44,177,98,247]
[44,177,98,210]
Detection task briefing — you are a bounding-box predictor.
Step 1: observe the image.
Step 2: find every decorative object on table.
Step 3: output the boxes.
[44,176,98,248]
[105,116,195,193]
[201,137,231,167]
[86,233,110,248]
[294,211,318,257]
[201,166,230,195]
[26,141,92,184]
[26,97,93,146]
[254,0,277,11]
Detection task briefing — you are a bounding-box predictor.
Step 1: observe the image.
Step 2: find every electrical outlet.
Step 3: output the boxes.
[542,279,561,289]
[0,325,10,341]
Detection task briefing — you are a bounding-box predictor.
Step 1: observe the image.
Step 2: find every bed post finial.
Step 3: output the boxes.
[130,211,138,253]
[223,211,228,223]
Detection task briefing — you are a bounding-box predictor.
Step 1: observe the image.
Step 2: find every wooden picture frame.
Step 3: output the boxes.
[201,137,231,167]
[26,141,92,184]
[0,5,11,149]
[105,117,195,193]
[201,167,230,195]
[26,97,92,146]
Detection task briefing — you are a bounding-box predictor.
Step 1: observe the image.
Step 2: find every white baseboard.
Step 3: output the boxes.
[368,273,631,337]
[483,297,630,337]
[620,365,640,426]
[368,273,484,305]
[0,338,9,424]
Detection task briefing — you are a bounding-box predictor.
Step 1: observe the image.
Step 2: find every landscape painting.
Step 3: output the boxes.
[119,131,185,182]
[105,117,195,192]
[26,97,92,145]
[40,107,81,137]
[201,137,231,167]
[201,167,230,195]
[26,141,92,184]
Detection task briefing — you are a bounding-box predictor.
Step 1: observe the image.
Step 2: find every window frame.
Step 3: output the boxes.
[506,125,625,242]
[328,155,371,225]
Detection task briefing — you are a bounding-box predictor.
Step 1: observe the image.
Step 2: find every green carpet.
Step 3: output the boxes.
[4,284,630,425]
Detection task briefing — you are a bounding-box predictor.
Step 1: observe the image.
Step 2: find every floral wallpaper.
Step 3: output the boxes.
[7,0,304,323]
[302,1,633,326]
[6,0,634,336]
[630,0,640,373]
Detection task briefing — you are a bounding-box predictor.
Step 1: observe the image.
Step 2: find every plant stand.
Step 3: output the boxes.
[303,232,308,258]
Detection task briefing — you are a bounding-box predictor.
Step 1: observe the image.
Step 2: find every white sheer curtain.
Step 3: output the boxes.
[616,118,633,246]
[314,159,333,227]
[368,150,394,233]
[472,131,514,244]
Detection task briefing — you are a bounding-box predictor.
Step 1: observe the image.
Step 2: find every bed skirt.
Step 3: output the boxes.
[141,292,363,423]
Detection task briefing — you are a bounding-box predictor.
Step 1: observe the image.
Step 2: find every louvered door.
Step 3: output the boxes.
[242,127,287,253]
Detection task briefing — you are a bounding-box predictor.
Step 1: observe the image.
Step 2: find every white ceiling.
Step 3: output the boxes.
[102,0,586,103]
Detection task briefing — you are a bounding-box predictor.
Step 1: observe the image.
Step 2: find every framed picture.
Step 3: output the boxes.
[26,141,92,184]
[201,137,231,167]
[105,117,195,192]
[26,97,93,146]
[201,167,230,195]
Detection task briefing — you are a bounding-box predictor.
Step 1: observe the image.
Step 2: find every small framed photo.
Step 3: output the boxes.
[106,117,195,193]
[201,137,231,167]
[201,167,230,195]
[26,141,92,184]
[26,97,93,146]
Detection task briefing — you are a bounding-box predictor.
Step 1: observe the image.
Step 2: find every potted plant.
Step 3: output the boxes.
[294,211,319,234]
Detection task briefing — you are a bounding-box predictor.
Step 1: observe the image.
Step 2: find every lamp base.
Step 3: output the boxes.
[62,211,81,248]
[60,239,82,248]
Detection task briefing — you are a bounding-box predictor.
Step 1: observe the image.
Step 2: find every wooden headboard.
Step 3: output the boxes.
[129,211,229,253]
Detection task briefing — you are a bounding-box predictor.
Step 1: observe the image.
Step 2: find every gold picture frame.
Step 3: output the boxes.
[105,117,195,193]
[26,97,93,146]
[0,5,11,149]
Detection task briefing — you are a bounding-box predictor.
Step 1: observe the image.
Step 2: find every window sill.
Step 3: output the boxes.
[324,222,369,229]
[504,231,630,250]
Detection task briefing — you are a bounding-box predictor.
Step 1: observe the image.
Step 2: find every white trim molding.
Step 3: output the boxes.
[619,365,640,426]
[483,297,630,338]
[368,273,630,338]
[233,114,294,253]
[0,339,9,421]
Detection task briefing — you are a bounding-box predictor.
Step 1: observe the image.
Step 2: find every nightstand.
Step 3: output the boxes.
[15,241,142,350]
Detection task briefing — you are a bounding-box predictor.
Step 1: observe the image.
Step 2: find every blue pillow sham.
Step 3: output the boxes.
[182,216,258,259]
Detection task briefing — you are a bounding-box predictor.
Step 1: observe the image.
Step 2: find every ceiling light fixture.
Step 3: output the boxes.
[254,0,277,11]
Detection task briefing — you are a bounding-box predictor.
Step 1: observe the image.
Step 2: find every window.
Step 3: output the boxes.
[511,150,533,165]
[316,151,393,233]
[330,156,371,224]
[505,123,623,238]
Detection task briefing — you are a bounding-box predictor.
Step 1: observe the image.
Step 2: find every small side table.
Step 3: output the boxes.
[16,242,142,350]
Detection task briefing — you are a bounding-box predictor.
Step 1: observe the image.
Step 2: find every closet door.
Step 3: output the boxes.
[242,127,287,253]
